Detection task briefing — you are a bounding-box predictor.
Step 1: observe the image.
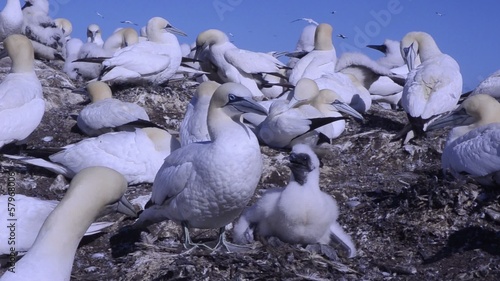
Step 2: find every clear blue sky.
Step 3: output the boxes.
[47,0,500,91]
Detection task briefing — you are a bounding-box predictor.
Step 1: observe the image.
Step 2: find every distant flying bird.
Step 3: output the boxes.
[120,20,138,26]
[96,11,104,18]
[291,18,319,26]
[435,12,444,16]
[331,11,337,14]
[228,32,234,37]
[337,34,347,39]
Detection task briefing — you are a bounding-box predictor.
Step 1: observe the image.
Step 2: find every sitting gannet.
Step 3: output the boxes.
[0,0,23,42]
[233,144,357,258]
[134,83,267,250]
[0,34,44,149]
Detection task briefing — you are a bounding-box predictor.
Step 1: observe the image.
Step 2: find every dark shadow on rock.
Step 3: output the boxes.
[423,226,500,264]
[362,113,406,132]
[110,225,144,258]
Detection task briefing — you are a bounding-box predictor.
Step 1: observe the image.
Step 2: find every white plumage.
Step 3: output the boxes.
[4,128,180,185]
[233,144,356,258]
[135,83,267,249]
[0,0,23,41]
[0,167,132,281]
[0,34,44,149]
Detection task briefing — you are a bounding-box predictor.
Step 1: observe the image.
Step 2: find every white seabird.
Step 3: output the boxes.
[427,94,500,186]
[54,18,72,41]
[95,17,185,85]
[233,144,357,258]
[180,80,220,146]
[288,23,337,85]
[77,81,155,136]
[0,192,136,256]
[21,0,65,60]
[468,70,500,98]
[398,31,462,141]
[0,34,44,149]
[285,24,317,73]
[4,128,180,185]
[134,83,268,250]
[0,0,23,41]
[62,37,83,79]
[0,166,134,281]
[195,29,287,98]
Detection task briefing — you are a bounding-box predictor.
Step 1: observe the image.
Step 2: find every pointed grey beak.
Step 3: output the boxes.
[332,100,364,121]
[166,25,187,37]
[226,95,268,116]
[403,42,417,71]
[116,196,137,217]
[366,44,387,54]
[426,107,475,131]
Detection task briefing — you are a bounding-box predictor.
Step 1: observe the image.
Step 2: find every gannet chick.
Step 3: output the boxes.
[62,37,83,79]
[96,17,185,85]
[289,23,337,85]
[134,83,267,250]
[0,166,134,281]
[77,81,156,136]
[398,31,462,142]
[427,94,500,186]
[257,79,347,149]
[21,0,65,60]
[0,34,44,149]
[233,144,356,258]
[180,80,220,146]
[4,128,180,185]
[195,29,286,98]
[0,192,136,256]
[0,0,23,41]
[54,18,72,41]
[86,23,104,46]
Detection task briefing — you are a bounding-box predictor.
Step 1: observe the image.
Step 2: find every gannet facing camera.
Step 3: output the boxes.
[233,144,357,258]
[0,34,44,149]
[134,83,267,250]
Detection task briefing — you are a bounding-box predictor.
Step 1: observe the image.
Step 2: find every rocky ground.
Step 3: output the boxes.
[1,60,500,281]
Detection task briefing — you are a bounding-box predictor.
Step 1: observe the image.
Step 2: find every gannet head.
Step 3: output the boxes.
[195,29,229,59]
[289,78,319,107]
[288,144,319,185]
[0,34,35,73]
[22,0,48,14]
[316,89,365,121]
[86,81,112,102]
[55,18,73,37]
[119,28,139,47]
[209,83,268,119]
[87,24,102,43]
[194,81,220,99]
[147,17,186,42]
[314,23,334,51]
[401,31,440,69]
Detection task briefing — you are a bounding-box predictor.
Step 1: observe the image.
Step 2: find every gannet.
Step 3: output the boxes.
[121,20,138,26]
[94,17,185,85]
[54,18,72,41]
[0,166,134,281]
[195,29,287,98]
[21,0,65,60]
[233,144,357,258]
[291,18,319,26]
[257,79,347,149]
[286,24,317,73]
[102,27,138,53]
[427,94,500,186]
[180,81,220,146]
[134,83,267,250]
[468,70,500,98]
[4,128,180,185]
[85,24,104,46]
[0,192,135,256]
[77,81,155,136]
[289,23,337,85]
[0,34,44,149]
[0,0,23,41]
[337,34,347,39]
[62,37,83,79]
[398,31,462,140]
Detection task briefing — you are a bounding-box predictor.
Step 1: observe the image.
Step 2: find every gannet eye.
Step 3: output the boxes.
[165,24,172,29]
[228,94,236,101]
[403,47,410,56]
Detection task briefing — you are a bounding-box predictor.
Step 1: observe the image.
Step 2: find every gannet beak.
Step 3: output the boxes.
[426,107,475,131]
[403,42,417,71]
[116,196,137,217]
[366,44,387,54]
[22,1,33,10]
[331,100,365,121]
[166,25,187,37]
[226,95,268,115]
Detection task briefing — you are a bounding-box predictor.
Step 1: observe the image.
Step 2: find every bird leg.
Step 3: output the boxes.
[213,227,255,253]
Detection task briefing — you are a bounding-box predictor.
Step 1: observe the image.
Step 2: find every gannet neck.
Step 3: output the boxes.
[12,167,127,280]
[87,81,112,102]
[196,29,229,48]
[3,34,35,73]
[401,31,442,62]
[207,107,250,142]
[142,127,180,152]
[121,28,139,47]
[314,23,334,51]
